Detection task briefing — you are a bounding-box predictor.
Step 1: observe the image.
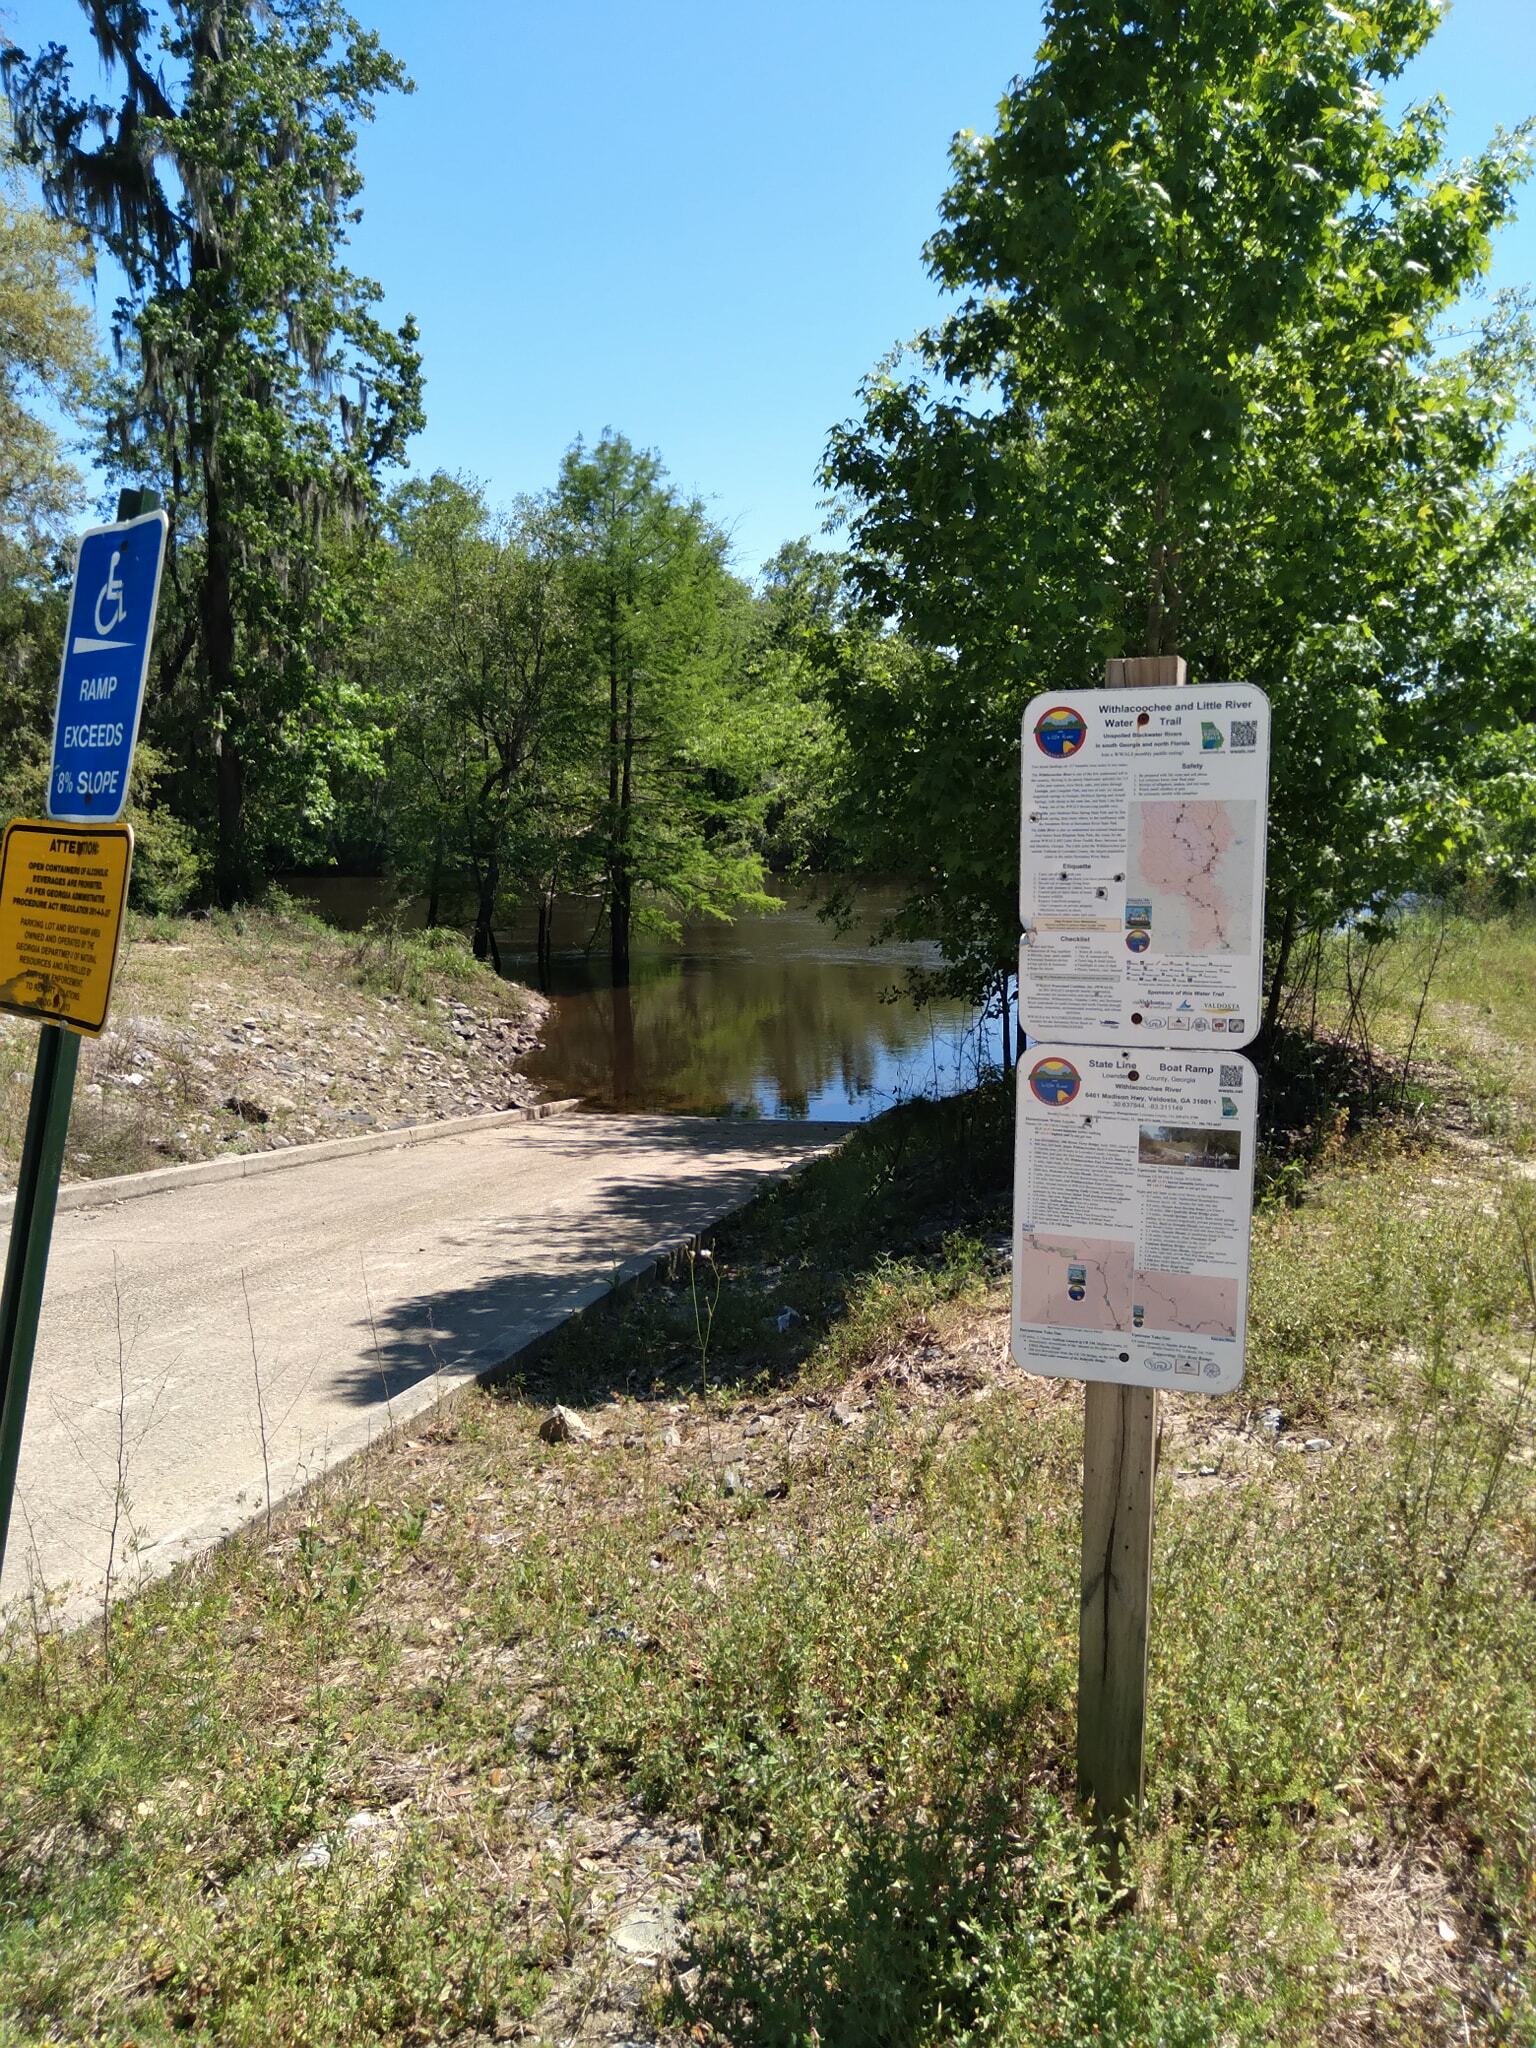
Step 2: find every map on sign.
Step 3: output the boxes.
[1011,1045,1257,1394]
[49,509,168,825]
[1019,685,1269,1048]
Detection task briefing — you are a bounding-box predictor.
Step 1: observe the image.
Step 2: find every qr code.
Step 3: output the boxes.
[1220,1064,1245,1088]
[1230,719,1258,748]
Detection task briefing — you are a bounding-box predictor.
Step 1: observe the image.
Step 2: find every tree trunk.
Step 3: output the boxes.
[606,589,633,985]
[1260,896,1298,1049]
[610,867,631,987]
[425,837,443,928]
[472,857,501,973]
[537,887,553,987]
[611,982,637,1107]
[202,470,245,908]
[213,728,244,910]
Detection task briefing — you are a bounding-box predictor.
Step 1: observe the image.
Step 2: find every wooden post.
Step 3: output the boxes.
[1076,651,1184,1886]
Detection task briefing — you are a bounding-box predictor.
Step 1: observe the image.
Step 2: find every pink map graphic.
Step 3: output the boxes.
[1128,799,1255,954]
[1016,1232,1238,1339]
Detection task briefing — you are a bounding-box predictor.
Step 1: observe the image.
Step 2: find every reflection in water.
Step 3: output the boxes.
[502,884,992,1120]
[282,875,995,1122]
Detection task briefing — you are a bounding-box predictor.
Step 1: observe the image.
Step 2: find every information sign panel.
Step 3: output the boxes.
[0,819,134,1037]
[49,508,168,824]
[1011,1042,1257,1394]
[1020,685,1270,1048]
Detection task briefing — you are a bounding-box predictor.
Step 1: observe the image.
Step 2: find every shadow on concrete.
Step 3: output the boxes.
[328,1115,853,1411]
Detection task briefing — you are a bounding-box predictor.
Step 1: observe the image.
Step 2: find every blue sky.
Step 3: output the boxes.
[8,0,1534,576]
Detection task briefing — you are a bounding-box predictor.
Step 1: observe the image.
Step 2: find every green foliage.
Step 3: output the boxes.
[5,1,425,903]
[824,0,1536,999]
[0,114,97,561]
[552,433,783,977]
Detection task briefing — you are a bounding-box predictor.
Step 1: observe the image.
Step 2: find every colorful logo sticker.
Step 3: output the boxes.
[1200,721,1224,751]
[1126,928,1151,953]
[1029,1055,1081,1105]
[1221,1096,1238,1118]
[1033,704,1088,758]
[1124,898,1152,928]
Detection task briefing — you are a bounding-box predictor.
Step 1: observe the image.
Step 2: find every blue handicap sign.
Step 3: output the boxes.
[49,509,168,824]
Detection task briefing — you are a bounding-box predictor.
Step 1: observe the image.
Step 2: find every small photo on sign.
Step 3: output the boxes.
[1137,1125,1242,1171]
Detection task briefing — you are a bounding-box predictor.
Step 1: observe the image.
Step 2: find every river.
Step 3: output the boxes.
[283,878,992,1122]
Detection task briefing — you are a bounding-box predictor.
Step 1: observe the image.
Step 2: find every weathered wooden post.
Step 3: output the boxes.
[1077,652,1181,1874]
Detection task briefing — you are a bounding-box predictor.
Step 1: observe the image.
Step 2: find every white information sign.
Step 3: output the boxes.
[1011,1044,1257,1394]
[1020,685,1270,1048]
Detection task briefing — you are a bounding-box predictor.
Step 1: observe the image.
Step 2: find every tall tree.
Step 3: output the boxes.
[0,116,97,563]
[4,0,424,902]
[372,474,589,966]
[554,434,774,983]
[825,0,1536,1009]
[0,121,101,802]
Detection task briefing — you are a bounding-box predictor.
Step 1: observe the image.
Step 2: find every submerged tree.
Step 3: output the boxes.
[825,0,1536,1010]
[4,0,424,902]
[553,434,776,984]
[372,474,590,967]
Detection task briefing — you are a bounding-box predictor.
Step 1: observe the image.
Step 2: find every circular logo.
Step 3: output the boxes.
[1029,1055,1081,1106]
[1126,928,1150,953]
[1033,704,1088,758]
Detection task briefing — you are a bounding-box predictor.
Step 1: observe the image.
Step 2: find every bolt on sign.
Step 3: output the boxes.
[1019,684,1270,1049]
[1012,1043,1257,1394]
[0,820,134,1037]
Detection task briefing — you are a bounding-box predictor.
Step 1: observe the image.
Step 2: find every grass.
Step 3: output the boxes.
[1,920,1534,2043]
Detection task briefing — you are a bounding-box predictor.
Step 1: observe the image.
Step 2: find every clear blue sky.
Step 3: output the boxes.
[8,0,1534,576]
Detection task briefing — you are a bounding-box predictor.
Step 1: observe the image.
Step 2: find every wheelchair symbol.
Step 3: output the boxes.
[94,552,128,637]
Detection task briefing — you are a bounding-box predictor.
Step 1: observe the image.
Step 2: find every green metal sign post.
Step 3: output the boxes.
[0,487,160,1587]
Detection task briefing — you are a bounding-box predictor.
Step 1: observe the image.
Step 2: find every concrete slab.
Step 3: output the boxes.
[1,1111,849,1623]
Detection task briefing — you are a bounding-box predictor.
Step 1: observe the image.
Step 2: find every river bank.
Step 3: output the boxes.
[0,904,546,1190]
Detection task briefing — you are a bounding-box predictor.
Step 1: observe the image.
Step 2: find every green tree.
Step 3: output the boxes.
[5,0,424,903]
[554,434,776,984]
[371,474,589,967]
[825,0,1536,1016]
[0,120,102,808]
[0,118,97,562]
[750,540,855,876]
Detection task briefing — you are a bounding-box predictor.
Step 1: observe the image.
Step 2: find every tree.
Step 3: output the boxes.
[372,474,589,967]
[0,129,101,879]
[750,540,855,876]
[4,0,425,902]
[553,434,776,983]
[825,0,1536,1014]
[0,118,98,563]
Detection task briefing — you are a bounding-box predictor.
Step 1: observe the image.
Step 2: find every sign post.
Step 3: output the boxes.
[0,487,164,1586]
[1013,652,1271,1887]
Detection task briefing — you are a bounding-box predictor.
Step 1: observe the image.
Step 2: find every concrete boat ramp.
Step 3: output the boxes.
[0,1107,847,1623]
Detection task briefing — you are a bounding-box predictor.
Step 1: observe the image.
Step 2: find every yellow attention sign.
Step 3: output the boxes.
[0,818,133,1037]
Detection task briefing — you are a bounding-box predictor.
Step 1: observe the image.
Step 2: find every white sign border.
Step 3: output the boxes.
[1019,682,1272,1051]
[1010,1042,1258,1396]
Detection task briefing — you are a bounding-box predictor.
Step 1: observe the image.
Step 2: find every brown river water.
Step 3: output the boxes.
[283,878,993,1122]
